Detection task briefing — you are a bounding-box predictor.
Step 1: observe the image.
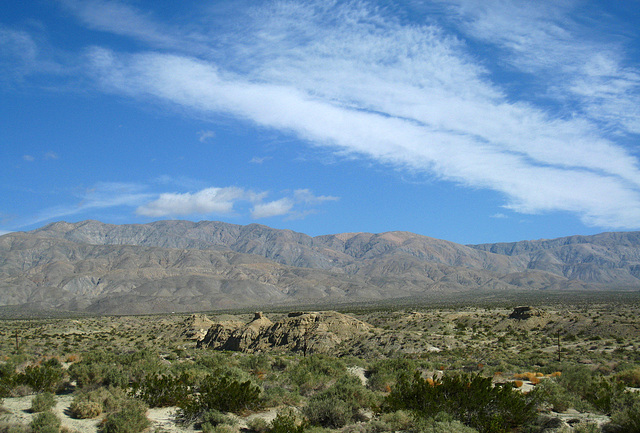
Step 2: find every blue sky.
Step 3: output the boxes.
[1,0,640,244]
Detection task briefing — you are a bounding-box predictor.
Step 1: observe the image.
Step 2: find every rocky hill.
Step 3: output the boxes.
[0,220,639,314]
[196,310,440,357]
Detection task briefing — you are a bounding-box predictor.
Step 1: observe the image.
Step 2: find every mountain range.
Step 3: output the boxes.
[1,220,639,314]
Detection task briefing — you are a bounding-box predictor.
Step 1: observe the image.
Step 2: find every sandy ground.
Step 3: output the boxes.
[0,394,288,432]
[0,394,102,432]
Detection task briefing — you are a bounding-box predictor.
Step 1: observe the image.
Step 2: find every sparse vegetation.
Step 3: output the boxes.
[31,392,56,413]
[0,299,639,432]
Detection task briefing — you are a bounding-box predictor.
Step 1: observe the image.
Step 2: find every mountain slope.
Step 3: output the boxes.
[469,231,640,285]
[0,221,638,314]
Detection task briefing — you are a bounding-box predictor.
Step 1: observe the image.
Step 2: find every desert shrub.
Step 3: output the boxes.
[101,399,150,433]
[546,364,627,414]
[261,384,301,407]
[535,379,587,412]
[200,409,238,432]
[616,367,640,387]
[0,423,30,433]
[68,361,123,389]
[0,363,18,399]
[378,410,414,431]
[287,355,346,393]
[583,376,627,414]
[367,358,416,392]
[203,425,237,433]
[607,391,640,433]
[413,412,479,433]
[131,372,191,407]
[30,411,61,433]
[247,418,269,433]
[70,399,103,419]
[303,396,350,429]
[238,354,272,374]
[20,361,63,393]
[178,374,261,424]
[31,392,56,413]
[68,349,161,389]
[385,372,539,433]
[304,376,375,428]
[69,387,129,419]
[269,408,305,433]
[572,422,600,433]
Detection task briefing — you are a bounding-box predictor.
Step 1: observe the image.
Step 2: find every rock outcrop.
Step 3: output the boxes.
[181,314,216,340]
[198,311,372,355]
[509,306,548,320]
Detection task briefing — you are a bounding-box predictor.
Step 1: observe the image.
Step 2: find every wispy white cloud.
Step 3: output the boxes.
[23,155,35,162]
[60,0,180,49]
[21,182,153,228]
[68,0,640,229]
[249,156,271,164]
[437,0,640,135]
[44,151,59,160]
[293,189,338,204]
[10,180,334,230]
[197,130,215,143]
[0,25,66,82]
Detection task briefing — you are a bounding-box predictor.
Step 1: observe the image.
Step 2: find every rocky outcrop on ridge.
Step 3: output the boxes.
[198,311,372,355]
[508,306,548,321]
[181,314,216,341]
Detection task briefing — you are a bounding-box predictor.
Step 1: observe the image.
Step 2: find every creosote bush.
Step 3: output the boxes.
[178,373,261,424]
[386,372,539,433]
[31,392,56,413]
[304,375,376,428]
[29,411,61,433]
[21,359,64,393]
[131,372,191,407]
[69,387,129,419]
[101,399,150,433]
[269,408,306,433]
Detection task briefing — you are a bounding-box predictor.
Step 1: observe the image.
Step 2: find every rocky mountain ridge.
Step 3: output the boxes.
[1,220,639,314]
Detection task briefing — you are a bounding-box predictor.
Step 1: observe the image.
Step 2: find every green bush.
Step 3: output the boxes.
[68,359,128,389]
[20,362,63,393]
[616,367,640,388]
[269,409,305,433]
[101,399,150,433]
[385,372,539,433]
[304,376,375,428]
[247,418,269,433]
[378,410,414,431]
[178,374,261,424]
[131,372,191,407]
[535,378,587,412]
[0,363,18,399]
[200,409,238,432]
[287,355,346,393]
[0,423,30,433]
[69,387,129,419]
[367,358,416,392]
[608,392,640,433]
[29,411,61,433]
[31,392,56,413]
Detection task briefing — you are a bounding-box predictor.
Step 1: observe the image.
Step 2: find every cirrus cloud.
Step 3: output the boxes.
[79,0,640,229]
